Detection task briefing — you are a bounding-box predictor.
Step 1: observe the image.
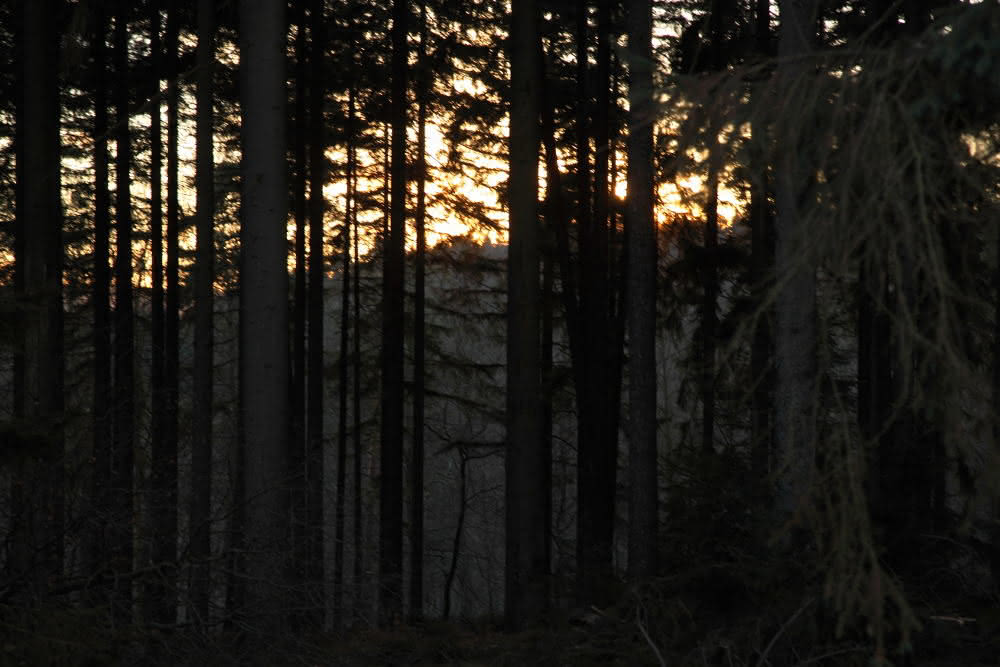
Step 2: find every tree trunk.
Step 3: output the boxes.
[702,136,719,455]
[773,0,818,531]
[541,182,554,592]
[858,261,891,521]
[290,0,308,606]
[90,1,113,602]
[749,0,774,523]
[146,0,169,625]
[10,0,25,595]
[239,0,290,625]
[505,0,546,631]
[15,0,64,600]
[575,0,620,606]
[379,0,407,626]
[443,448,469,620]
[190,0,215,624]
[992,220,1000,587]
[334,87,356,628]
[112,0,135,620]
[306,0,327,625]
[45,2,66,588]
[160,0,181,624]
[626,0,657,580]
[409,0,428,623]
[352,160,364,620]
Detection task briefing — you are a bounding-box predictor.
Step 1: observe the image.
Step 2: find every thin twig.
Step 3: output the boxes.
[755,598,813,667]
[635,600,667,667]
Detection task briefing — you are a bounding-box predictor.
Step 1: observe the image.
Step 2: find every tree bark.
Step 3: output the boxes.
[334,86,356,628]
[90,1,113,602]
[290,0,308,605]
[626,0,657,579]
[190,0,216,624]
[15,0,64,600]
[239,0,290,625]
[443,448,469,620]
[306,0,327,625]
[858,261,891,521]
[379,0,408,626]
[505,0,547,631]
[702,135,719,455]
[993,219,1000,586]
[749,0,774,510]
[575,0,620,607]
[146,0,170,625]
[773,0,818,531]
[161,0,182,624]
[112,0,135,619]
[409,0,429,623]
[352,156,364,620]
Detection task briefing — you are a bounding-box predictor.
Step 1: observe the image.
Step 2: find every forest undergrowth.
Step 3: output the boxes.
[4,541,998,667]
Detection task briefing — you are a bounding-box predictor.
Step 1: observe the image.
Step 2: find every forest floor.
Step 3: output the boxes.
[4,558,999,666]
[307,602,1000,667]
[4,594,999,666]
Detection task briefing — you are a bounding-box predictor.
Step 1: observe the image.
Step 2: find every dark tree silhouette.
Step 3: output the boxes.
[307,0,327,624]
[89,0,113,601]
[409,0,429,623]
[749,0,775,512]
[190,0,216,624]
[334,84,355,628]
[145,0,173,625]
[290,0,308,604]
[161,1,182,623]
[626,0,657,580]
[239,0,290,623]
[111,0,135,619]
[773,0,819,529]
[379,0,408,626]
[505,0,547,632]
[13,0,64,600]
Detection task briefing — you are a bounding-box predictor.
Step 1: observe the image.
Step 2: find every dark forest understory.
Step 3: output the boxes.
[3,0,1000,665]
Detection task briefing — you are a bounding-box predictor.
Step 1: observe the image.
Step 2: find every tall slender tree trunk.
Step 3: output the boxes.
[90,2,113,599]
[306,0,327,625]
[146,0,170,624]
[10,0,25,594]
[351,158,364,620]
[112,1,135,619]
[538,42,581,366]
[239,0,290,624]
[443,448,469,619]
[505,0,546,632]
[409,0,429,623]
[290,0,308,602]
[702,134,719,455]
[382,121,390,244]
[539,36,577,594]
[160,1,181,624]
[379,0,408,627]
[15,0,64,599]
[334,89,355,628]
[45,0,66,586]
[575,0,620,606]
[749,0,774,513]
[700,0,729,457]
[540,180,554,592]
[858,262,891,519]
[992,222,1000,586]
[575,0,591,245]
[773,0,818,530]
[190,0,216,624]
[626,0,657,580]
